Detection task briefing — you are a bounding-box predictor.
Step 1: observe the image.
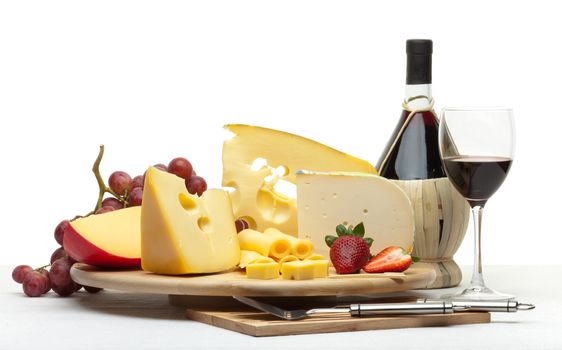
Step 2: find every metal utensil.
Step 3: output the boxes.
[418,298,535,312]
[232,296,467,321]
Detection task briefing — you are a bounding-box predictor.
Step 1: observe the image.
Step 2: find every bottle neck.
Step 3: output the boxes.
[404,84,432,111]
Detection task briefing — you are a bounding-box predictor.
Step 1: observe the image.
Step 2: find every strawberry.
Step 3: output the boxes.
[325,222,373,274]
[362,246,414,273]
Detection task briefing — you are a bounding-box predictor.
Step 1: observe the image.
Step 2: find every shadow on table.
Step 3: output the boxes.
[69,290,187,320]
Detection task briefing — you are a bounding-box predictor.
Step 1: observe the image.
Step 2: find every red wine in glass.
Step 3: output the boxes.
[442,156,512,207]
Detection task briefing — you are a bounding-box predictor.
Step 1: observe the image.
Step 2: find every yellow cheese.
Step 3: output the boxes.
[239,250,273,268]
[296,171,415,258]
[222,124,377,236]
[263,228,314,259]
[276,254,298,266]
[141,167,240,275]
[304,253,325,261]
[309,260,329,278]
[281,260,328,280]
[237,229,290,259]
[246,262,280,280]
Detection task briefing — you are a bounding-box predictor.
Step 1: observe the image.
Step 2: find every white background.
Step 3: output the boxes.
[1,0,560,267]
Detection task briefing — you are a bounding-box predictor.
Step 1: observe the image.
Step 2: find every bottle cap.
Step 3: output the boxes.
[406,39,432,85]
[406,39,433,55]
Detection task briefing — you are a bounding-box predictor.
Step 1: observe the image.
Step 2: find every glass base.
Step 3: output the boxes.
[441,285,514,301]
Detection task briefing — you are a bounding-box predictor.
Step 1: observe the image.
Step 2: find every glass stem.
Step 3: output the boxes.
[470,205,486,288]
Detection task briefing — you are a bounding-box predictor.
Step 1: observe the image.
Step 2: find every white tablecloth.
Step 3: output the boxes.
[1,265,560,349]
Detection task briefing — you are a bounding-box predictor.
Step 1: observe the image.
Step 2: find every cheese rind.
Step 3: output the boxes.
[296,171,415,259]
[237,229,291,259]
[246,262,280,280]
[141,168,240,275]
[222,124,377,235]
[263,228,314,259]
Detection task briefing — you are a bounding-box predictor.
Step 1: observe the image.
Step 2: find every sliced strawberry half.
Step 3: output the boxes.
[362,246,413,273]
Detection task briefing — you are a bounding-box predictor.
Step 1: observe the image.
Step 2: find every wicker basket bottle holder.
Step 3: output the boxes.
[392,178,470,289]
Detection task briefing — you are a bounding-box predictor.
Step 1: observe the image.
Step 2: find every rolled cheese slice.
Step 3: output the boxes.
[238,229,291,259]
[276,254,299,267]
[304,253,325,261]
[263,228,314,259]
[239,250,274,268]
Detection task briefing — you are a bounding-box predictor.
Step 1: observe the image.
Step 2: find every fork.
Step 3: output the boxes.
[233,296,465,321]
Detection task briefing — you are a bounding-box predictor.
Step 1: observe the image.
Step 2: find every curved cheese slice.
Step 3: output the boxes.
[222,124,377,236]
[239,250,274,268]
[276,254,298,266]
[237,229,290,259]
[263,228,314,259]
[296,171,415,259]
[141,168,240,275]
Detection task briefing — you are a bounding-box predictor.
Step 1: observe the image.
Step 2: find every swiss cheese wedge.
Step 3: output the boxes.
[296,171,415,259]
[141,167,240,275]
[222,124,377,236]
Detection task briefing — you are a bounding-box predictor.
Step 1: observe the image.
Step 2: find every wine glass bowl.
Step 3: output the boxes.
[439,107,515,301]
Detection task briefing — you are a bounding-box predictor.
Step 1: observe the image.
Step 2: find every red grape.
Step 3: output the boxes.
[22,271,49,297]
[12,265,33,284]
[95,206,115,214]
[50,257,74,288]
[101,197,124,210]
[235,219,249,233]
[128,187,143,206]
[168,157,193,180]
[54,220,69,246]
[132,175,144,189]
[50,247,67,264]
[52,283,76,297]
[186,176,207,196]
[39,269,51,294]
[153,163,168,172]
[108,171,133,196]
[84,286,103,293]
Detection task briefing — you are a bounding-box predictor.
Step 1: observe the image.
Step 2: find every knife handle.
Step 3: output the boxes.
[349,302,458,316]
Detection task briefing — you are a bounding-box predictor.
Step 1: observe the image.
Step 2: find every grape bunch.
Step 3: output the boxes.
[12,148,208,298]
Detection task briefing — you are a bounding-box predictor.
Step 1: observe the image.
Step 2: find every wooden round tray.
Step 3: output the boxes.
[71,263,436,297]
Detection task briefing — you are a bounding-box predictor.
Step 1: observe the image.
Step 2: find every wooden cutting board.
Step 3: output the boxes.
[184,298,491,337]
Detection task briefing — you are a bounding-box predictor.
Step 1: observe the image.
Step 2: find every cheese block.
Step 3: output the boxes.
[222,124,377,236]
[238,229,291,259]
[141,167,240,275]
[239,250,274,268]
[281,260,328,280]
[246,262,280,280]
[263,228,314,259]
[63,207,141,268]
[296,171,415,259]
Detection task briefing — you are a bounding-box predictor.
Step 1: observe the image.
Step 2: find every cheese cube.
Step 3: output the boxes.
[239,250,274,268]
[281,260,325,280]
[141,168,240,275]
[246,262,280,280]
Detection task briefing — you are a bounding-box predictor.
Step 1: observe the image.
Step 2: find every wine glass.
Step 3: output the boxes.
[439,107,515,301]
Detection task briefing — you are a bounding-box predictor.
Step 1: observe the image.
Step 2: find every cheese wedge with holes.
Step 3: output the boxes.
[222,124,377,236]
[141,167,240,275]
[296,171,415,259]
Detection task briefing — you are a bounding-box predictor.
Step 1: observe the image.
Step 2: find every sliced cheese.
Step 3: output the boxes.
[304,253,326,261]
[238,229,290,259]
[276,254,299,266]
[222,124,377,235]
[281,260,328,280]
[263,228,314,259]
[246,262,280,280]
[239,250,274,268]
[141,167,240,275]
[296,171,415,259]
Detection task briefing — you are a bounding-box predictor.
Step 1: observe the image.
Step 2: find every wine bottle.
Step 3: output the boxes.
[376,39,446,180]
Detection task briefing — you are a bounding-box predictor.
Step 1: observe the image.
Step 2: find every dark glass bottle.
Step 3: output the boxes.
[376,39,446,180]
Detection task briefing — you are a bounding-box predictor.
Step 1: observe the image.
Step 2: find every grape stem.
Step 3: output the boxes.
[92,145,128,211]
[35,264,51,271]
